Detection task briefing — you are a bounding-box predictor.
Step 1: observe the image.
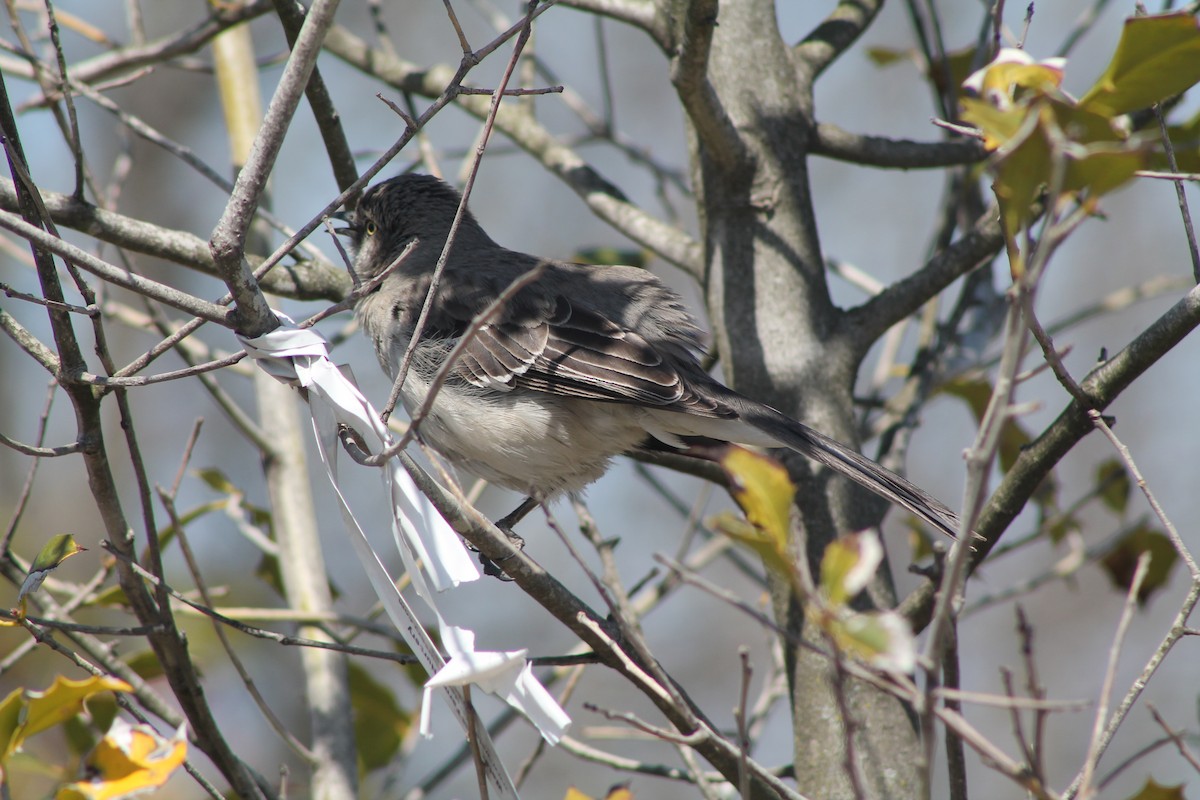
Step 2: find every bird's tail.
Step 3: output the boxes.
[731,401,963,541]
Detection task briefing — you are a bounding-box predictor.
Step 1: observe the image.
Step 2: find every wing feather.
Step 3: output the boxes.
[437,293,734,418]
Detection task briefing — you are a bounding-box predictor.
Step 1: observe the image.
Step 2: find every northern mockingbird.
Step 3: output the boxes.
[344,173,961,539]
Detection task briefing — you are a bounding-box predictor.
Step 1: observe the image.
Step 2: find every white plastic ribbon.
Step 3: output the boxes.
[238,316,572,796]
[240,322,476,592]
[423,627,571,746]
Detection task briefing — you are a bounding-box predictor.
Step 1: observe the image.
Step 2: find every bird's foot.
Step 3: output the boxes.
[477,524,525,581]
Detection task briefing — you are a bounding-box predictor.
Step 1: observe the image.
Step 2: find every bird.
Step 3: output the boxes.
[341,173,961,541]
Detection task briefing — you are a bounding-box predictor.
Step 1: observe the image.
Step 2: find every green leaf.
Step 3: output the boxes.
[939,377,1059,513]
[868,45,979,102]
[572,247,650,269]
[124,650,167,681]
[865,46,910,67]
[82,585,130,608]
[1078,13,1200,116]
[1095,459,1131,515]
[1052,101,1145,199]
[18,534,87,609]
[1100,525,1178,606]
[194,467,237,494]
[348,663,409,771]
[1147,110,1200,173]
[1046,511,1081,545]
[29,535,86,574]
[1122,777,1186,800]
[939,378,1036,474]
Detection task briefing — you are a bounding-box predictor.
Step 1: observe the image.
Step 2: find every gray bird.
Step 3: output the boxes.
[344,173,961,540]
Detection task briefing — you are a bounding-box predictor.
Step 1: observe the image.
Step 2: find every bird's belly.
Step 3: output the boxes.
[400,377,648,498]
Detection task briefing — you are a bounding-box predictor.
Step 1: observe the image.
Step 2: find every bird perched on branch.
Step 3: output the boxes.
[342,173,961,540]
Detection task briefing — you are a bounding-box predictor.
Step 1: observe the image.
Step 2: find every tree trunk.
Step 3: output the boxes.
[670,0,923,794]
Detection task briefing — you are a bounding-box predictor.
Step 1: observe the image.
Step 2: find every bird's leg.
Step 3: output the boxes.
[477,496,539,580]
[496,496,539,539]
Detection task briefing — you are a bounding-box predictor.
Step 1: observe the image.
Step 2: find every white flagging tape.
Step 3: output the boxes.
[239,318,570,798]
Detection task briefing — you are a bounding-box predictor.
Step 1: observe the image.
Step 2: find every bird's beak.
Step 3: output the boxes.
[330,209,357,238]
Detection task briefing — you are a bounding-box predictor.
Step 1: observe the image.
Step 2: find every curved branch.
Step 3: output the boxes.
[0,178,351,302]
[668,0,747,174]
[271,0,359,194]
[902,282,1200,630]
[0,1,272,89]
[209,0,342,338]
[561,0,667,48]
[841,210,1003,354]
[0,210,231,324]
[391,449,793,798]
[811,122,987,169]
[793,0,884,81]
[322,25,703,278]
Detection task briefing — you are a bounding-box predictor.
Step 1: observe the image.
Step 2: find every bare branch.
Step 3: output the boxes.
[561,0,665,46]
[0,178,351,302]
[794,0,884,81]
[0,209,230,323]
[322,25,703,277]
[208,0,343,338]
[668,0,746,174]
[843,209,1003,352]
[904,282,1200,629]
[811,122,987,169]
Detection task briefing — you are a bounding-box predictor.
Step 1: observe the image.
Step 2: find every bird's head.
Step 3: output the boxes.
[336,173,491,282]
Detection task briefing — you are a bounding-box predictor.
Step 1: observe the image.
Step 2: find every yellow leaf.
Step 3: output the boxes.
[0,676,132,763]
[959,97,1032,151]
[962,49,1067,114]
[720,447,794,544]
[825,611,916,673]
[562,786,632,800]
[819,532,882,607]
[57,719,187,800]
[709,513,795,578]
[711,447,798,577]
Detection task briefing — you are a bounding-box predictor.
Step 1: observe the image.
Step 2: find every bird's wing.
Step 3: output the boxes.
[440,290,734,418]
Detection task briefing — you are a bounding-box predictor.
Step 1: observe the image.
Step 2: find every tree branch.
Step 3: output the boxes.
[0,177,351,302]
[811,122,987,169]
[209,0,342,337]
[841,209,1003,353]
[561,0,666,47]
[0,210,230,324]
[668,0,747,174]
[793,0,884,81]
[902,282,1200,630]
[270,0,359,194]
[321,25,704,277]
[0,1,273,90]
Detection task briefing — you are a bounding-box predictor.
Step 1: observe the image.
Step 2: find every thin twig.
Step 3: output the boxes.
[1076,552,1150,799]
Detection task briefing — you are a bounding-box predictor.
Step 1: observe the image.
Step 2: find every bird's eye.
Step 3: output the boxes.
[365,220,378,236]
